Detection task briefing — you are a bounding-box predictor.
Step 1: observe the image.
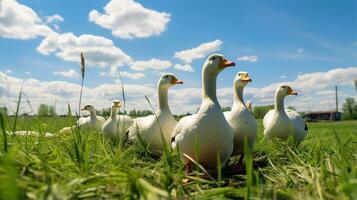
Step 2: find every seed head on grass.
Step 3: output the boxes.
[78,52,86,117]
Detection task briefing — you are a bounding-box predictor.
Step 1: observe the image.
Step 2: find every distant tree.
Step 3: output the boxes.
[100,108,111,117]
[128,109,153,117]
[49,105,57,116]
[287,106,296,111]
[38,104,49,116]
[342,98,357,120]
[0,107,8,116]
[252,105,274,119]
[37,104,57,117]
[20,112,30,117]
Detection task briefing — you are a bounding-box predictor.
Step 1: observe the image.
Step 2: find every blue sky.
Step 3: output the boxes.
[0,0,356,114]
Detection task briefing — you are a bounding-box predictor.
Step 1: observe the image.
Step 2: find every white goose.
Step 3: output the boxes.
[263,85,308,141]
[171,54,235,170]
[9,130,54,137]
[127,73,183,155]
[224,72,257,157]
[102,100,133,138]
[102,100,133,139]
[59,104,105,133]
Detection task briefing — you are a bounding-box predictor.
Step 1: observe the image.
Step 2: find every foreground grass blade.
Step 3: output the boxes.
[12,86,23,134]
[0,112,7,153]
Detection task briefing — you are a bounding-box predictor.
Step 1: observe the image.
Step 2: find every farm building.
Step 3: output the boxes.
[305,110,342,121]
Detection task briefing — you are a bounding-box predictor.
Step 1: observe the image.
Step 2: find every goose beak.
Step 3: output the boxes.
[288,88,298,95]
[113,101,122,107]
[242,75,252,82]
[81,108,86,111]
[219,57,235,68]
[171,77,184,84]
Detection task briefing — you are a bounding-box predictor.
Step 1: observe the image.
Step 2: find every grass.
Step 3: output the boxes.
[0,116,356,199]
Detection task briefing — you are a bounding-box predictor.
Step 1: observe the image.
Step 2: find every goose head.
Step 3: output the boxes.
[276,85,298,98]
[234,71,252,88]
[81,104,96,113]
[111,100,122,109]
[203,54,235,75]
[158,73,184,89]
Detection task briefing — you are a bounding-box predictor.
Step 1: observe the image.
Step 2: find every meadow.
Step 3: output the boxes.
[0,116,356,199]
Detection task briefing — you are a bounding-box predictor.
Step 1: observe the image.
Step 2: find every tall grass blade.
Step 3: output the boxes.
[12,86,22,134]
[244,137,253,200]
[0,112,7,153]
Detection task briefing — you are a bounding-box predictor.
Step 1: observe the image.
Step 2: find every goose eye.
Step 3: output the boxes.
[165,75,169,78]
[211,57,216,60]
[238,73,241,76]
[282,86,286,88]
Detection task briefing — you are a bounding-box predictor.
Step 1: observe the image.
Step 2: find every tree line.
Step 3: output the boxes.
[0,97,356,120]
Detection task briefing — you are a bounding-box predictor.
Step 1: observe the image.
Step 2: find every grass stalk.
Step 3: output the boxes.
[0,112,7,153]
[12,86,23,135]
[78,52,86,116]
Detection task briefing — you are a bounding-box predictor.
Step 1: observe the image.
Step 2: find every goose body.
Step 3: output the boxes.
[263,85,307,141]
[171,54,235,170]
[224,72,257,155]
[8,130,54,137]
[102,100,134,138]
[128,73,183,155]
[59,104,105,134]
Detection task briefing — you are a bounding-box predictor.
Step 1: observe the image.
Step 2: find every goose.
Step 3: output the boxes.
[8,130,54,137]
[59,104,105,133]
[127,73,183,155]
[224,72,257,158]
[263,85,308,141]
[171,54,235,171]
[102,100,134,139]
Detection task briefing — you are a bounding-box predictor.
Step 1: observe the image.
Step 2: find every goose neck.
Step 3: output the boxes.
[202,71,218,102]
[89,110,97,119]
[110,107,119,120]
[275,94,286,113]
[157,85,171,112]
[233,86,246,109]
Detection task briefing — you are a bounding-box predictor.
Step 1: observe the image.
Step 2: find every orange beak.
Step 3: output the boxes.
[288,87,298,95]
[219,57,235,68]
[171,76,184,84]
[242,75,252,82]
[115,102,122,107]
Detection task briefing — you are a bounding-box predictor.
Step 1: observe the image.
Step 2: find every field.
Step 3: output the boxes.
[0,116,356,199]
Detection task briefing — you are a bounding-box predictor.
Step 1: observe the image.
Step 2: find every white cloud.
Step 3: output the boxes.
[100,66,145,80]
[297,48,304,54]
[37,33,132,67]
[0,0,54,39]
[25,71,31,75]
[89,0,170,39]
[130,59,172,71]
[54,69,79,78]
[5,69,12,74]
[280,75,287,79]
[45,14,64,24]
[174,64,194,72]
[174,40,222,64]
[120,71,145,79]
[237,55,258,63]
[0,72,154,115]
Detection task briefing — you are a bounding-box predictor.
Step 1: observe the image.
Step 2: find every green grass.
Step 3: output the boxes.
[0,116,356,199]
